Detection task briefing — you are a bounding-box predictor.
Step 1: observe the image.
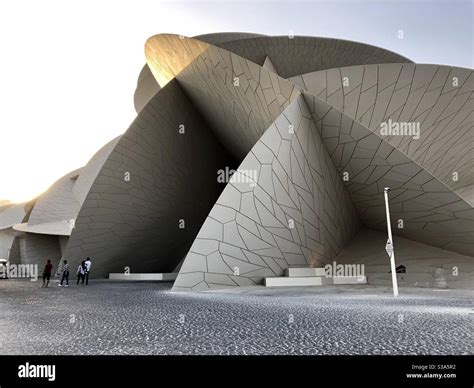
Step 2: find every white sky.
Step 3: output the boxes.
[0,0,472,203]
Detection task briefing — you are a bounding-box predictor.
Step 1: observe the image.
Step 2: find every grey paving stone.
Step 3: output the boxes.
[0,280,471,355]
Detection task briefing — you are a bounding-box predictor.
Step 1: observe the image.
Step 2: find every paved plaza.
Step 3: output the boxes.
[0,279,472,355]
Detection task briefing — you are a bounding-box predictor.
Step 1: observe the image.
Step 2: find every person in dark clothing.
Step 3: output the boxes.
[76,261,86,285]
[59,260,70,287]
[42,260,53,287]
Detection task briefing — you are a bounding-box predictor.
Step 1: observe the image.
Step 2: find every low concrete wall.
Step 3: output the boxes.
[109,273,177,281]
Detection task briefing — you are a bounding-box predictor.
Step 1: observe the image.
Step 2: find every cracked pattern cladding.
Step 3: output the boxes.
[289,64,474,192]
[295,81,474,256]
[27,170,82,227]
[215,36,413,79]
[173,95,359,291]
[63,79,232,277]
[16,33,471,291]
[145,34,301,161]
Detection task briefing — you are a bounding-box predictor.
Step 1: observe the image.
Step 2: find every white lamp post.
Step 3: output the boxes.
[384,187,399,297]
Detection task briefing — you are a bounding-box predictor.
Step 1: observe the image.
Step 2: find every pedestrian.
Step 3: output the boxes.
[42,260,53,287]
[58,260,70,287]
[76,261,86,285]
[84,257,92,285]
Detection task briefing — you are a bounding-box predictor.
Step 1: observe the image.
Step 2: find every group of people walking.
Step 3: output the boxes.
[72,258,92,286]
[41,257,92,287]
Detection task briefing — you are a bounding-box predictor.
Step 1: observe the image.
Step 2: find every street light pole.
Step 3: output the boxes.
[384,187,399,297]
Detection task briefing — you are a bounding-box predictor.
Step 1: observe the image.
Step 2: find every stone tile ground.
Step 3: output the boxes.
[0,279,472,355]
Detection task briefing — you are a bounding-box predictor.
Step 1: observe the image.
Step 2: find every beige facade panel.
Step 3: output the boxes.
[145,34,300,161]
[194,32,267,45]
[27,169,82,228]
[173,95,359,291]
[72,136,121,205]
[300,90,474,256]
[216,36,413,79]
[134,64,161,113]
[290,64,473,193]
[63,79,233,277]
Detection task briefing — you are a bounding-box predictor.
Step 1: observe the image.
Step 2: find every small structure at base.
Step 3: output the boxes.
[109,273,177,281]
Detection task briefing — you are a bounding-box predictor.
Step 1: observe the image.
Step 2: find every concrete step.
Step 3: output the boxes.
[332,276,367,285]
[109,273,177,281]
[284,267,326,277]
[264,276,333,287]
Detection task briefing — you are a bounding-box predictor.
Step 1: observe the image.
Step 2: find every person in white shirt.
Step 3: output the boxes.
[84,257,92,285]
